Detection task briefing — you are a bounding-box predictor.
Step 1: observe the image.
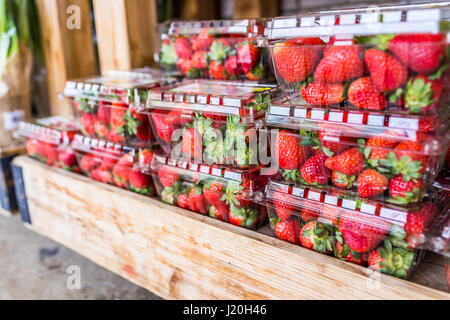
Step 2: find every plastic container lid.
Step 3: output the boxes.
[267,96,446,142]
[71,134,138,161]
[264,2,450,40]
[265,179,441,249]
[147,80,280,122]
[64,71,174,107]
[165,18,265,37]
[16,116,79,145]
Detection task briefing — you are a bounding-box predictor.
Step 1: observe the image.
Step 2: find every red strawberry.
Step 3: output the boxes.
[389,175,422,204]
[368,240,414,279]
[107,128,125,143]
[318,131,350,156]
[224,55,241,77]
[129,169,152,195]
[301,82,345,106]
[348,77,387,110]
[334,240,365,265]
[97,101,111,124]
[404,202,436,236]
[191,51,208,69]
[80,113,96,136]
[110,102,127,129]
[203,182,227,210]
[157,166,178,188]
[300,152,331,185]
[25,139,38,156]
[339,213,390,253]
[365,49,408,92]
[366,137,398,161]
[357,169,389,198]
[192,28,213,51]
[404,75,443,113]
[229,206,259,229]
[91,168,113,184]
[174,37,192,59]
[189,185,208,215]
[272,187,296,221]
[272,39,323,83]
[209,60,228,80]
[314,45,363,83]
[331,170,356,189]
[209,205,229,222]
[182,127,202,159]
[137,149,154,167]
[177,193,190,210]
[94,121,109,139]
[299,205,320,223]
[58,150,77,170]
[151,110,177,143]
[112,155,133,188]
[325,147,365,176]
[393,141,429,174]
[237,40,259,74]
[131,111,152,141]
[273,218,300,244]
[44,144,58,165]
[275,130,310,181]
[80,154,98,173]
[389,33,446,75]
[299,221,333,254]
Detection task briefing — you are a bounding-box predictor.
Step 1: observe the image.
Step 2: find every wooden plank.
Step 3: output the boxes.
[35,0,97,116]
[14,156,450,300]
[179,0,217,20]
[233,0,279,19]
[92,0,158,73]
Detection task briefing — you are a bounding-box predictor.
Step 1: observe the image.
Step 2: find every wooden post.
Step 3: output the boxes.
[92,0,158,73]
[233,0,279,19]
[35,0,97,116]
[179,0,217,20]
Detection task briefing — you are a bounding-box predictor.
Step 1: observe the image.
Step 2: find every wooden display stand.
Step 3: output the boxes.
[12,156,450,300]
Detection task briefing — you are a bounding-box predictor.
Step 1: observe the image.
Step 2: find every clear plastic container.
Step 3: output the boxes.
[150,153,269,229]
[146,80,280,168]
[156,19,271,81]
[64,70,175,147]
[262,3,450,117]
[71,134,156,196]
[266,124,447,205]
[265,179,441,279]
[16,116,80,172]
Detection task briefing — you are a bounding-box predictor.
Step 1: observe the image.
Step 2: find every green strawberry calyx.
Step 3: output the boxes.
[160,41,178,68]
[281,169,302,183]
[161,186,177,205]
[405,77,435,113]
[208,40,231,63]
[248,91,271,112]
[375,240,415,279]
[333,171,357,189]
[221,182,243,207]
[224,115,249,165]
[230,205,258,228]
[130,184,152,196]
[302,222,334,253]
[118,111,142,138]
[379,152,422,182]
[388,186,420,205]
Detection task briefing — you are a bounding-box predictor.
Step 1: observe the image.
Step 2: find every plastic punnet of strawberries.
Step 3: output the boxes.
[72,135,156,196]
[266,180,440,279]
[158,19,269,81]
[17,117,80,172]
[264,4,450,116]
[150,154,269,229]
[271,127,445,205]
[64,70,174,148]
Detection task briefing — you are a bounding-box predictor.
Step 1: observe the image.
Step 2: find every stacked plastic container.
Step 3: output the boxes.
[260,3,450,279]
[16,116,80,172]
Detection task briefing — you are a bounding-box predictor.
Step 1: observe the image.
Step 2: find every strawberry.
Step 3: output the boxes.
[110,102,127,129]
[388,33,446,75]
[357,169,389,198]
[272,39,323,83]
[237,40,259,74]
[272,187,297,221]
[339,213,390,253]
[151,110,177,143]
[209,60,228,80]
[161,186,178,205]
[157,166,179,188]
[224,55,241,77]
[192,28,213,51]
[209,38,231,63]
[94,121,109,139]
[174,37,192,59]
[131,111,152,141]
[348,77,387,110]
[368,240,415,279]
[203,182,227,211]
[299,206,319,223]
[190,51,208,69]
[366,137,398,161]
[91,168,113,184]
[404,202,436,236]
[300,152,331,185]
[331,170,356,189]
[379,141,428,179]
[325,147,365,176]
[229,206,259,229]
[334,238,365,265]
[177,58,192,75]
[137,149,154,167]
[317,131,350,156]
[97,101,111,124]
[301,82,345,106]
[107,128,125,143]
[182,127,202,159]
[245,65,265,80]
[44,144,58,165]
[299,221,333,254]
[209,205,229,222]
[404,75,443,113]
[80,154,98,173]
[80,113,96,136]
[25,139,38,156]
[58,150,77,170]
[275,130,310,181]
[188,185,208,215]
[314,45,363,83]
[364,49,408,92]
[271,218,300,244]
[389,175,422,205]
[177,193,190,210]
[112,154,133,188]
[129,169,152,195]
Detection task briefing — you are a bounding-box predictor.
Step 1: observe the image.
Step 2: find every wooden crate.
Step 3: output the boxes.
[13,156,450,299]
[0,145,25,217]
